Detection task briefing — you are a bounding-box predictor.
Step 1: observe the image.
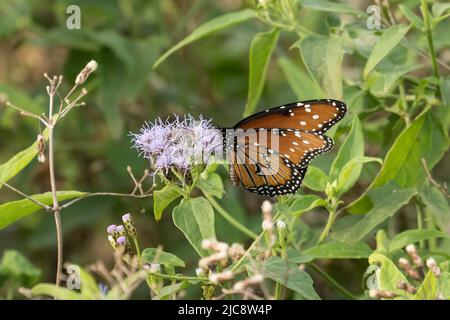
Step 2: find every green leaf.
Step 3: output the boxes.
[31,283,83,300]
[440,75,450,106]
[368,253,410,294]
[303,165,329,191]
[153,186,182,221]
[141,248,185,267]
[172,197,216,256]
[0,250,41,287]
[286,247,314,264]
[389,229,449,253]
[419,184,450,233]
[334,183,416,244]
[301,0,366,16]
[298,36,343,99]
[303,240,372,259]
[0,191,87,230]
[440,272,450,299]
[330,116,364,181]
[197,172,224,199]
[243,28,279,117]
[379,64,423,93]
[263,256,320,300]
[289,194,327,216]
[413,270,438,300]
[277,57,324,100]
[79,266,101,299]
[432,3,450,17]
[399,5,424,29]
[153,9,257,68]
[336,156,382,196]
[0,129,48,188]
[153,281,190,300]
[363,24,410,79]
[348,111,448,214]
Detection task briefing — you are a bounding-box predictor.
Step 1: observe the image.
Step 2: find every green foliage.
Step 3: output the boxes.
[141,248,185,267]
[172,197,216,256]
[1,0,449,300]
[0,191,86,230]
[244,28,279,117]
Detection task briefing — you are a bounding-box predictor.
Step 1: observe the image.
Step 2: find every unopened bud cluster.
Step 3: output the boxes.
[106,213,138,256]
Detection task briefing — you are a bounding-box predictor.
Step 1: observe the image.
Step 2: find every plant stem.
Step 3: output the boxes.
[317,207,337,244]
[309,263,357,300]
[48,81,63,287]
[133,237,141,264]
[421,0,439,79]
[203,192,257,240]
[150,272,208,282]
[416,200,425,251]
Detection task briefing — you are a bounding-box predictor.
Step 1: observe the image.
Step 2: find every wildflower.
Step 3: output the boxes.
[131,115,222,176]
[397,280,416,294]
[122,213,137,237]
[106,224,117,236]
[261,200,272,216]
[369,288,396,299]
[262,220,273,232]
[116,225,126,237]
[398,257,420,280]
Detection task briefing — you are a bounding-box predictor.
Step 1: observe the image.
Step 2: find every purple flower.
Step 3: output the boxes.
[131,115,222,174]
[122,213,132,223]
[106,224,117,235]
[116,225,126,236]
[116,236,127,245]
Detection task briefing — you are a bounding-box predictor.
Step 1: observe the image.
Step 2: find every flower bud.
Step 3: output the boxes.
[122,213,137,237]
[106,224,117,236]
[276,220,286,230]
[116,225,126,237]
[108,235,117,250]
[75,60,98,85]
[195,267,206,277]
[262,220,273,231]
[261,200,272,215]
[209,270,233,284]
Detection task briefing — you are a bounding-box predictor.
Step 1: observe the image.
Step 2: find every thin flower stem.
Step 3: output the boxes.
[317,207,337,244]
[47,80,63,287]
[149,272,208,282]
[133,237,141,265]
[308,263,357,300]
[421,0,439,80]
[59,191,154,209]
[203,191,257,240]
[231,212,281,273]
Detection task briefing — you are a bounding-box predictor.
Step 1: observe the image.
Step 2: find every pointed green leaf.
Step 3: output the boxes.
[303,165,329,191]
[419,184,450,233]
[153,9,257,68]
[263,256,320,300]
[172,197,216,256]
[303,240,372,259]
[277,57,324,100]
[369,253,410,294]
[364,24,410,78]
[153,186,182,221]
[289,194,327,216]
[243,28,279,117]
[0,129,48,188]
[389,229,449,252]
[141,248,185,267]
[0,191,86,230]
[334,183,416,244]
[297,36,343,99]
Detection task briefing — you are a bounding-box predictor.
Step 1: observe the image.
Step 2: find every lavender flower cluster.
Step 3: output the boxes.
[131,115,222,174]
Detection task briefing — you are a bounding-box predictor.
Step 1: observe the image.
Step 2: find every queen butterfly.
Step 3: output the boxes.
[222,99,347,196]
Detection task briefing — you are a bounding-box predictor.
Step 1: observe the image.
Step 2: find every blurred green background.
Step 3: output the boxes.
[0,0,448,299]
